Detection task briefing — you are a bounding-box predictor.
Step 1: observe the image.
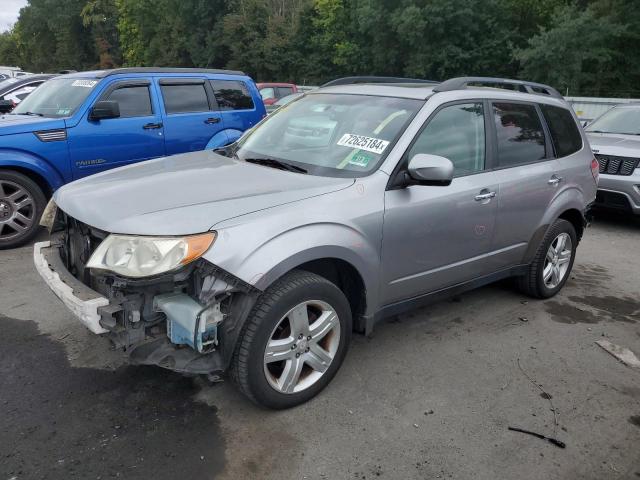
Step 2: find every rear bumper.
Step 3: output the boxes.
[596,173,640,214]
[34,241,109,334]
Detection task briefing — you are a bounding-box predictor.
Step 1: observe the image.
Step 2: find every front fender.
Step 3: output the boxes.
[0,148,65,192]
[206,222,381,318]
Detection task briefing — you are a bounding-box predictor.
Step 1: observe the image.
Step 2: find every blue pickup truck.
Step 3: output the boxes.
[0,67,266,248]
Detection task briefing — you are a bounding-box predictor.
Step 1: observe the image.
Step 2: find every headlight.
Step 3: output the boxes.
[86,232,216,278]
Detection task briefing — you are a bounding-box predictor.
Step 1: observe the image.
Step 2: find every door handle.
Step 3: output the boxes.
[474,191,496,201]
[143,122,163,130]
[548,175,563,186]
[204,117,221,124]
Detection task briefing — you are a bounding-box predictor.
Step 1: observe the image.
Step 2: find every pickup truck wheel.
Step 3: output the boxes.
[0,171,46,249]
[517,219,577,298]
[231,270,352,409]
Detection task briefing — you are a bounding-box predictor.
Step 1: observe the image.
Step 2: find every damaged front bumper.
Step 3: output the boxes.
[34,238,259,376]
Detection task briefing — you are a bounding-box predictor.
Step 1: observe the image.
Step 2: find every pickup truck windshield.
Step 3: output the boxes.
[12,78,99,118]
[236,93,423,177]
[586,107,640,135]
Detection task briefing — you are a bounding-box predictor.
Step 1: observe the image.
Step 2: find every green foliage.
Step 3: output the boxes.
[515,2,636,96]
[0,0,638,96]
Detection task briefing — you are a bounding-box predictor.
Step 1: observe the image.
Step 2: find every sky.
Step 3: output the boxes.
[0,0,28,33]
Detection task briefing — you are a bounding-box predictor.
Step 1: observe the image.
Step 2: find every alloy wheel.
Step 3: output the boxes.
[0,179,36,242]
[263,300,341,394]
[543,232,572,289]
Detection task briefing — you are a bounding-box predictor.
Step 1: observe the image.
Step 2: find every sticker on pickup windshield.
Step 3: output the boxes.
[71,80,98,88]
[337,133,389,155]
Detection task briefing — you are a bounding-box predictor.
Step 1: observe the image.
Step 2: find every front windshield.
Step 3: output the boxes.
[586,107,640,135]
[12,77,99,118]
[236,93,423,177]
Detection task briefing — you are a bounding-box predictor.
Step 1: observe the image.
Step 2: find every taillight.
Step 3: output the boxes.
[591,158,599,183]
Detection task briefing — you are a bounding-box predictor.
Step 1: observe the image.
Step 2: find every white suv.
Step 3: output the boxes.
[585,104,640,214]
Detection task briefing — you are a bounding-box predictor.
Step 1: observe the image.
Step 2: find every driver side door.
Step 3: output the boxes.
[381,100,500,305]
[68,79,166,179]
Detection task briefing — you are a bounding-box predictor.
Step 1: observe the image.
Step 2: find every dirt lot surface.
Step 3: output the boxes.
[1,212,639,480]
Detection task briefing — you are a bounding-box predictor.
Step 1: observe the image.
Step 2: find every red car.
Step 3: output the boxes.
[257,82,298,106]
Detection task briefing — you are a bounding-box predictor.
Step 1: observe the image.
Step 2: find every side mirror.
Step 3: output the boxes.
[0,99,15,113]
[89,100,120,120]
[407,153,454,186]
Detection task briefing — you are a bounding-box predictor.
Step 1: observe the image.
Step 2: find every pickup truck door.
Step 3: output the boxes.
[68,79,166,179]
[157,78,225,155]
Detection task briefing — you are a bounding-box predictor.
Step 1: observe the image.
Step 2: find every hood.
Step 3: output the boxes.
[54,150,354,235]
[0,114,66,136]
[586,132,640,157]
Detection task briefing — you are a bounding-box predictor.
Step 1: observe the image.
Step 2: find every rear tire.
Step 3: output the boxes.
[0,170,46,249]
[231,270,352,409]
[517,219,577,298]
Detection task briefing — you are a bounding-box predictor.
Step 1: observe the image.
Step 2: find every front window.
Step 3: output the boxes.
[12,78,99,118]
[235,93,423,177]
[586,107,640,135]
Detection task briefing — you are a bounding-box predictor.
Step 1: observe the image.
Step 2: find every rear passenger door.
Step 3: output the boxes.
[158,78,224,155]
[489,101,561,269]
[210,79,259,144]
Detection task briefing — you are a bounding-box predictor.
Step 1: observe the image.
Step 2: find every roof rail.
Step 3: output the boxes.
[433,77,563,99]
[321,76,437,88]
[89,67,245,78]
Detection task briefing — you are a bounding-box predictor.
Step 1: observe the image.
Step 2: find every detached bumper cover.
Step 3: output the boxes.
[33,241,109,334]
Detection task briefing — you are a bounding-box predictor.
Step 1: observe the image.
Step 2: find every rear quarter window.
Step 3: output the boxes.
[210,80,254,110]
[540,104,583,157]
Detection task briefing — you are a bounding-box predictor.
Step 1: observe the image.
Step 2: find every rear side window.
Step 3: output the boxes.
[211,80,254,110]
[540,104,582,157]
[106,85,152,118]
[161,83,209,114]
[493,102,546,167]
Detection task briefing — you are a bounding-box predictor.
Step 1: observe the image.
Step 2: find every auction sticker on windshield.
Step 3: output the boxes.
[71,80,98,88]
[337,133,389,155]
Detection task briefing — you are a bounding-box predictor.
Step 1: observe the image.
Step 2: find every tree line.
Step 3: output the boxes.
[0,0,638,97]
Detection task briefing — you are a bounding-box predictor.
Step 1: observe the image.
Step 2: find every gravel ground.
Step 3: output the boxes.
[1,211,639,480]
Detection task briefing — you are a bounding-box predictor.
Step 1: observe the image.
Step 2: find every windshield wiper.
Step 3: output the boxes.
[244,157,307,174]
[587,130,611,134]
[16,111,44,117]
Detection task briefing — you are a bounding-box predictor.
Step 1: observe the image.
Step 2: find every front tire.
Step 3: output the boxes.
[231,270,352,409]
[0,171,46,249]
[517,219,577,298]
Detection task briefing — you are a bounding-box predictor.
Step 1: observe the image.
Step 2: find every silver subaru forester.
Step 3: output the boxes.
[35,77,598,408]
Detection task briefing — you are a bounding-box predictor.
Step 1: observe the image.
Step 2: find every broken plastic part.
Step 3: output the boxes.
[153,292,223,353]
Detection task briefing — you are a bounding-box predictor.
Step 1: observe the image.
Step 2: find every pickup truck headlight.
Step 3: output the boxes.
[86,232,216,278]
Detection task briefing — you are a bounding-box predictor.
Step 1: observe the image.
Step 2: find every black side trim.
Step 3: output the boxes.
[158,78,206,86]
[370,265,529,332]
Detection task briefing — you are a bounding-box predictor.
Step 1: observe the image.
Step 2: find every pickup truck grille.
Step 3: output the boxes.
[595,154,639,176]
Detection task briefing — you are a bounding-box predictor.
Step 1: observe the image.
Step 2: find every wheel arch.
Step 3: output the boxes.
[205,128,245,149]
[0,151,65,198]
[255,249,375,333]
[288,257,367,332]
